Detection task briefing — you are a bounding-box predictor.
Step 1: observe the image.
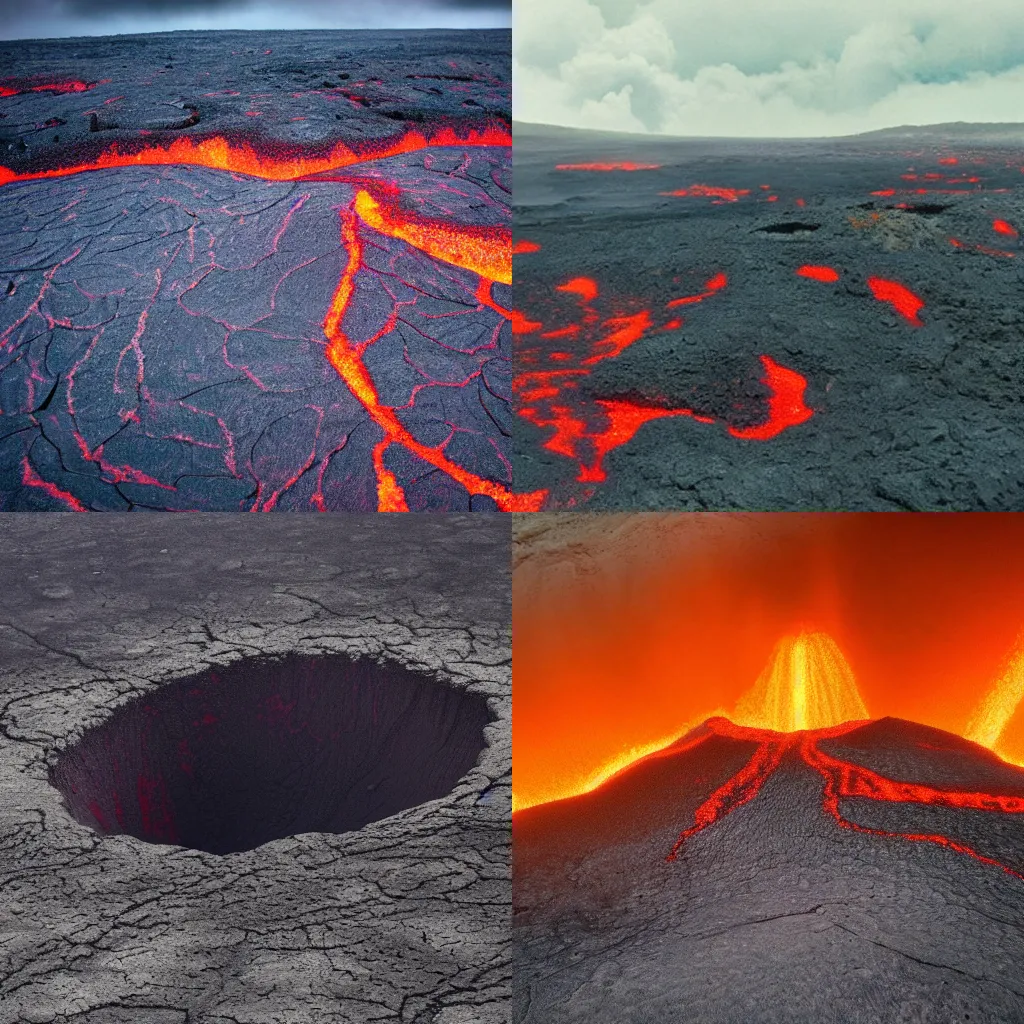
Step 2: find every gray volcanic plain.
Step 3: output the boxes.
[512,121,1024,511]
[0,513,511,1023]
[0,31,513,511]
[514,716,1024,1024]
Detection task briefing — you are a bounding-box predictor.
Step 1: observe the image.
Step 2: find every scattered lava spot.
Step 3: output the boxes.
[514,239,542,254]
[796,264,840,282]
[661,184,751,203]
[555,162,661,172]
[993,218,1019,237]
[867,276,925,326]
[0,79,98,97]
[727,356,814,440]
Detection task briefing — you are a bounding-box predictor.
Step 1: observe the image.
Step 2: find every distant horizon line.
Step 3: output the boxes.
[512,117,1024,143]
[1,25,511,43]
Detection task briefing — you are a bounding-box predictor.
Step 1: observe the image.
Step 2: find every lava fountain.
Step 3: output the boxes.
[513,513,1024,812]
[732,631,868,733]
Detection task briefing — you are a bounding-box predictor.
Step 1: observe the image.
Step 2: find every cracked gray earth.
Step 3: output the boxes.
[0,512,511,1024]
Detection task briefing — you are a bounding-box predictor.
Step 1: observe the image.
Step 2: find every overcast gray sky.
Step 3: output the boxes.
[514,0,1024,136]
[0,0,509,38]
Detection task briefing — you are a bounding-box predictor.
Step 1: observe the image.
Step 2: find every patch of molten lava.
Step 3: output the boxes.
[993,219,1018,237]
[867,276,925,326]
[0,125,514,188]
[514,239,542,254]
[727,356,814,440]
[0,79,98,97]
[660,184,751,202]
[555,162,661,171]
[796,264,840,283]
[664,717,1024,883]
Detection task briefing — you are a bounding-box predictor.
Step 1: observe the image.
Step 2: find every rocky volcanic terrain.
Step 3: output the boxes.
[514,715,1024,1023]
[0,31,515,511]
[0,513,511,1023]
[513,121,1024,511]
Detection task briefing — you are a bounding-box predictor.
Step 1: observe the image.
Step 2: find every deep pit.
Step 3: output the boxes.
[51,653,492,855]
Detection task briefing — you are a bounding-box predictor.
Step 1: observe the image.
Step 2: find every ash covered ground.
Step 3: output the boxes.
[514,717,1024,1024]
[0,514,511,1023]
[513,121,1024,511]
[0,31,515,511]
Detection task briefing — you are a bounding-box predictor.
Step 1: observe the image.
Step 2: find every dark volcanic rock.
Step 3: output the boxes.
[0,513,511,1023]
[513,717,1024,1023]
[0,31,512,511]
[512,121,1024,511]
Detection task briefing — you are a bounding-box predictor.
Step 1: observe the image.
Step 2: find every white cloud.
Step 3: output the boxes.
[514,0,1024,135]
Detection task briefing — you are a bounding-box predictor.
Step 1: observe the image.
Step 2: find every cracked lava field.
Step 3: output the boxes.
[0,30,536,511]
[513,121,1024,511]
[513,513,1024,1022]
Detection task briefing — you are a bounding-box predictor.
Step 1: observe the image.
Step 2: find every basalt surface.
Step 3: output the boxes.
[513,121,1024,511]
[0,513,511,1023]
[513,716,1024,1023]
[0,31,518,511]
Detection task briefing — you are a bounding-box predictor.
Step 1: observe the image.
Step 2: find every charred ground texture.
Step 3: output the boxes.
[513,717,1024,1024]
[0,31,513,511]
[0,513,511,1024]
[513,122,1024,511]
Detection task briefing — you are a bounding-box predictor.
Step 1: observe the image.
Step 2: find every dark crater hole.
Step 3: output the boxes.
[50,653,491,855]
[886,203,950,215]
[755,221,821,234]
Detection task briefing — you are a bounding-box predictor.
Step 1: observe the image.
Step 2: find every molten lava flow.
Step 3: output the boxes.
[664,717,1024,883]
[796,264,840,283]
[555,162,661,171]
[993,219,1019,237]
[0,79,97,97]
[732,632,868,732]
[514,240,542,254]
[867,276,925,326]
[0,125,513,188]
[352,189,510,284]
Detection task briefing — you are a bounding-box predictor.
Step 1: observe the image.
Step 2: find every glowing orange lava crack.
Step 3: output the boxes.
[666,718,1024,882]
[326,205,543,511]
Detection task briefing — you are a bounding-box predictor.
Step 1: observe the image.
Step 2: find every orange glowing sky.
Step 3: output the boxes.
[513,513,1024,810]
